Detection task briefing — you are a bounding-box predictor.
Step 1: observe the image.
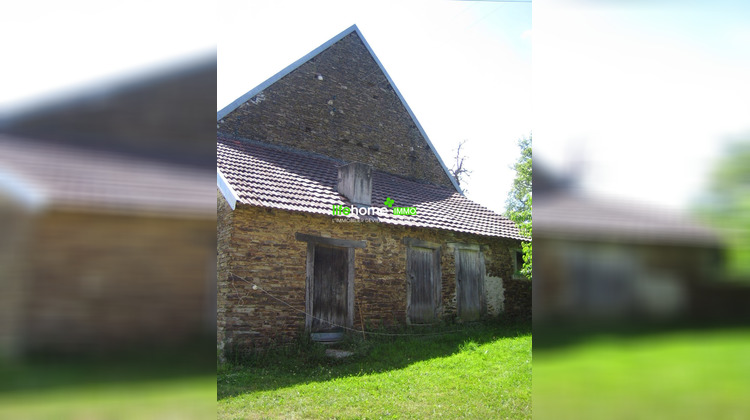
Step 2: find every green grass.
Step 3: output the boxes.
[0,375,216,420]
[533,327,750,420]
[218,321,531,419]
[0,340,217,419]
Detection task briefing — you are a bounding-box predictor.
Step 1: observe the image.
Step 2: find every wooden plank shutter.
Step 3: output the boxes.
[311,245,349,332]
[407,247,439,324]
[456,249,485,321]
[297,233,363,335]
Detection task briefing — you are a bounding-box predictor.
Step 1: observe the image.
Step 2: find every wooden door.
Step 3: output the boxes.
[311,245,349,333]
[456,249,484,321]
[407,247,439,324]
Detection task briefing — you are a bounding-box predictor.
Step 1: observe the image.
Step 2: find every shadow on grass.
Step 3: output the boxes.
[0,334,216,395]
[217,318,531,400]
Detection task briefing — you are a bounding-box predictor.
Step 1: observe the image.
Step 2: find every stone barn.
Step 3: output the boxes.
[216,25,529,350]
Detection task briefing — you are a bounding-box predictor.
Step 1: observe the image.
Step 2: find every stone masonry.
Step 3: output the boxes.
[217,195,527,349]
[218,31,455,189]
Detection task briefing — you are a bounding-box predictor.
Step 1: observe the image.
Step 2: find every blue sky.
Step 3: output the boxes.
[218,0,532,214]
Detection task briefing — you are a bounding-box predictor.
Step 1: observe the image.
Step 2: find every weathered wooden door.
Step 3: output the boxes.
[407,247,439,324]
[311,245,349,333]
[456,249,485,321]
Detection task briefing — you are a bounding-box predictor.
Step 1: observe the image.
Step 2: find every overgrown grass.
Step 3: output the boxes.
[218,320,531,419]
[533,327,750,420]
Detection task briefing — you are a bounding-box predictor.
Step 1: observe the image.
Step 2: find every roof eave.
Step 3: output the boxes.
[0,170,47,211]
[217,168,239,210]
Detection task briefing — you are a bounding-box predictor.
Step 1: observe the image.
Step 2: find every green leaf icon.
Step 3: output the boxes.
[384,197,395,208]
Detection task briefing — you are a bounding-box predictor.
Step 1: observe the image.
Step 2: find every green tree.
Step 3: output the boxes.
[505,134,532,278]
[696,139,750,280]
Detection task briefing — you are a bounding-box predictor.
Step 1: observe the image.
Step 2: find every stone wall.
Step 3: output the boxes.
[217,191,234,349]
[218,31,455,189]
[22,211,216,353]
[504,279,533,320]
[217,197,526,350]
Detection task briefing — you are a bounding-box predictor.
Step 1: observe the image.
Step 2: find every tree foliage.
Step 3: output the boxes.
[505,134,532,278]
[696,139,750,280]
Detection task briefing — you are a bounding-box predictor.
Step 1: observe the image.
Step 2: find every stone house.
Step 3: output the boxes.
[217,25,529,350]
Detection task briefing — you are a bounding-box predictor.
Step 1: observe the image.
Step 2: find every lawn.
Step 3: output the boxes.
[0,375,216,420]
[533,327,750,420]
[0,343,216,419]
[218,321,532,419]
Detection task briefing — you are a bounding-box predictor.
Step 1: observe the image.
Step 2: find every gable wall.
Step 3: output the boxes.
[218,32,455,188]
[217,201,528,350]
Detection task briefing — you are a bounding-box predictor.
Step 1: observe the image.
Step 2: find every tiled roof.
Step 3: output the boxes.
[217,136,525,240]
[535,192,722,246]
[0,134,215,217]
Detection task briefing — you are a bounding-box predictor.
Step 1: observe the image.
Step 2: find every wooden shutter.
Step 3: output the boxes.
[311,245,349,332]
[297,233,363,335]
[407,246,440,324]
[456,248,485,321]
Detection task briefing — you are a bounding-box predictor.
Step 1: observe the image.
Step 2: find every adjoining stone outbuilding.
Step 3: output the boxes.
[217,25,529,350]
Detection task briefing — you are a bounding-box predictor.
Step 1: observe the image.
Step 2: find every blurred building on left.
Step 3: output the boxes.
[0,57,216,358]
